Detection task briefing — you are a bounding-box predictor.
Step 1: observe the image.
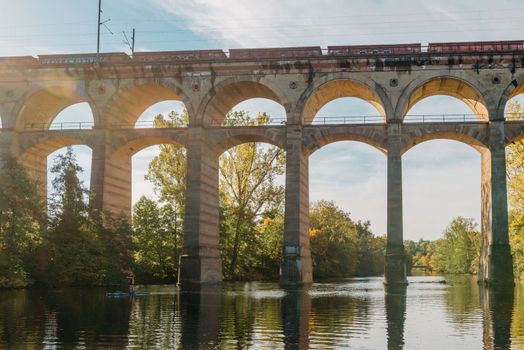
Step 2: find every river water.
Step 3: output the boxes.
[1,276,523,349]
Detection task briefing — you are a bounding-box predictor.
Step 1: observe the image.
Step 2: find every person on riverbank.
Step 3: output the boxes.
[126,272,135,294]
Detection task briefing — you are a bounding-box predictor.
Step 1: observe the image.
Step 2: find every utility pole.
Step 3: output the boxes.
[132,28,135,55]
[96,0,101,61]
[96,0,113,61]
[123,28,136,56]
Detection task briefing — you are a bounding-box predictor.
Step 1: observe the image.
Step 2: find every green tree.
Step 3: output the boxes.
[40,148,127,286]
[219,112,285,279]
[248,211,284,280]
[432,217,481,274]
[145,111,187,213]
[132,196,182,281]
[355,221,386,276]
[506,101,524,279]
[0,156,45,288]
[309,200,360,278]
[146,110,285,280]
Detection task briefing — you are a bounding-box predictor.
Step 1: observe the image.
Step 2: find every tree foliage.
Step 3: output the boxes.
[432,217,481,274]
[37,148,133,287]
[146,110,286,280]
[144,111,187,213]
[0,157,45,288]
[506,100,524,279]
[405,217,481,275]
[219,112,285,279]
[309,201,385,279]
[132,196,182,282]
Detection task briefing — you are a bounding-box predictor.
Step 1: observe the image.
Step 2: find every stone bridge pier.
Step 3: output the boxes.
[0,42,522,288]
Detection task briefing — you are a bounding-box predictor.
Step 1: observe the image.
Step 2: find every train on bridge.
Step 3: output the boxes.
[0,40,522,66]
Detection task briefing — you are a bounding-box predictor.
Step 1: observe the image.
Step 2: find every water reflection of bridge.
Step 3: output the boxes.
[177,284,516,349]
[1,41,522,286]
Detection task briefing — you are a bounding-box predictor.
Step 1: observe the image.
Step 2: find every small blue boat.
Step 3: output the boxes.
[106,291,148,298]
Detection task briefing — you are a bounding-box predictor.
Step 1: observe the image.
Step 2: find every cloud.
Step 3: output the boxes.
[309,139,480,240]
[152,0,524,48]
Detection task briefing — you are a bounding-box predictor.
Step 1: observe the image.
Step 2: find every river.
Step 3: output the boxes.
[1,276,523,349]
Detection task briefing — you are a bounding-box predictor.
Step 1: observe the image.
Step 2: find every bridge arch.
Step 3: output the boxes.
[199,78,286,126]
[211,128,286,155]
[499,73,524,121]
[398,75,489,121]
[305,128,387,155]
[297,75,391,124]
[105,81,193,128]
[134,100,188,128]
[18,137,90,199]
[16,83,93,130]
[113,136,184,159]
[401,130,488,155]
[102,136,187,217]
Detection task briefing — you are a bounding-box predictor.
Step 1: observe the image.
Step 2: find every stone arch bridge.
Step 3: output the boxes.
[1,42,523,287]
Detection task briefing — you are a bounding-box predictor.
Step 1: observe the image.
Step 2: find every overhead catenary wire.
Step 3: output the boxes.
[0,16,523,42]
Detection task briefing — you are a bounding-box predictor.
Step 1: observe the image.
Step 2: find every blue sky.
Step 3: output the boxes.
[1,0,523,240]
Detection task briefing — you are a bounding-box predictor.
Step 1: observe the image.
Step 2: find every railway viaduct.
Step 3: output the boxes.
[0,42,523,287]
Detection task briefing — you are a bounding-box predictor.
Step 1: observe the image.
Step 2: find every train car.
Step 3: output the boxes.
[228,46,322,60]
[38,52,131,65]
[428,40,524,54]
[133,50,227,62]
[0,56,38,65]
[328,43,421,56]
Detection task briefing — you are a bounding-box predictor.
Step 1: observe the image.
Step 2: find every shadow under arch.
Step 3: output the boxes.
[299,77,390,125]
[112,136,185,160]
[102,136,186,217]
[16,83,93,130]
[213,130,286,156]
[505,130,524,147]
[18,137,89,197]
[305,130,388,156]
[401,131,488,156]
[199,79,285,126]
[497,73,524,119]
[398,75,489,121]
[105,82,193,128]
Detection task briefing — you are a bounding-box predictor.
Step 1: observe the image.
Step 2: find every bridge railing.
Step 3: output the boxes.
[403,113,481,123]
[22,113,524,131]
[127,120,188,128]
[311,116,385,125]
[505,112,524,121]
[207,118,288,127]
[24,122,95,130]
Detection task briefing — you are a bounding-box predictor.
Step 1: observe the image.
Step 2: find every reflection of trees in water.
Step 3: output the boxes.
[45,288,132,346]
[512,284,524,345]
[442,276,480,328]
[308,294,372,348]
[127,291,179,349]
[0,288,133,347]
[0,289,47,346]
[218,283,283,349]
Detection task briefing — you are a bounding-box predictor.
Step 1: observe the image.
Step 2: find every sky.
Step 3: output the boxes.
[1,0,523,241]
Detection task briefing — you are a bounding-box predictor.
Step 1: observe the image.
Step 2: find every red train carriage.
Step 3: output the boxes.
[328,43,421,56]
[428,40,524,54]
[38,53,131,65]
[229,46,322,60]
[133,50,227,62]
[0,56,38,65]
